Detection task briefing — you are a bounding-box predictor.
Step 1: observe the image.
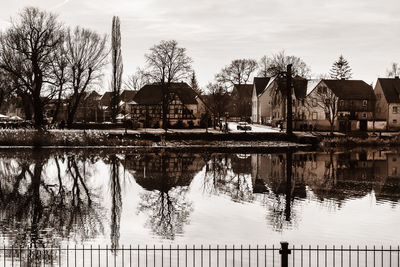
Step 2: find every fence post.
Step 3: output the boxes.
[279,242,291,267]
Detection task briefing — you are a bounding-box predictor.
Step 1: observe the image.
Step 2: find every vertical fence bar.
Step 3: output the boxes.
[373,246,375,267]
[357,245,359,267]
[382,246,384,267]
[264,245,266,267]
[145,245,148,267]
[240,245,242,267]
[309,245,311,267]
[209,245,211,267]
[138,245,140,267]
[249,245,251,267]
[217,245,219,267]
[349,245,351,267]
[279,242,290,267]
[67,245,69,267]
[123,245,125,267]
[98,245,101,267]
[130,245,132,267]
[154,245,156,267]
[225,245,227,267]
[333,245,335,267]
[301,245,303,267]
[194,245,196,267]
[177,245,179,267]
[185,245,187,267]
[390,246,392,267]
[233,245,235,267]
[317,245,319,267]
[201,245,203,267]
[365,246,367,267]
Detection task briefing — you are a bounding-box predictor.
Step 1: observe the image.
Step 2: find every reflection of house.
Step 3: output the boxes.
[250,150,400,203]
[251,77,272,124]
[124,152,205,191]
[129,83,207,128]
[305,80,376,131]
[374,77,400,130]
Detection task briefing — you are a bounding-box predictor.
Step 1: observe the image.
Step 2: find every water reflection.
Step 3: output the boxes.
[0,150,105,248]
[0,148,398,247]
[125,152,203,240]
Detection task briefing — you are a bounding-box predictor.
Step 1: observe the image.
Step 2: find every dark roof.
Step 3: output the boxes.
[100,92,112,105]
[377,78,400,103]
[276,76,308,99]
[322,80,375,100]
[133,82,198,105]
[232,84,253,99]
[253,77,271,95]
[120,90,137,102]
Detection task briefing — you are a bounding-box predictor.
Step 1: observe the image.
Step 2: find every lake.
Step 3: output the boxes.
[0,148,399,249]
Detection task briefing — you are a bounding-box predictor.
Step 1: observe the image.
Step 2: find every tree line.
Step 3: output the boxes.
[0,7,398,130]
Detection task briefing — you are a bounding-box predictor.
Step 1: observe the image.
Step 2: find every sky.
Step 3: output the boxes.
[0,0,399,91]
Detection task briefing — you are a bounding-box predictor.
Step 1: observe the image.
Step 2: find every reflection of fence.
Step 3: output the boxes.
[0,242,399,267]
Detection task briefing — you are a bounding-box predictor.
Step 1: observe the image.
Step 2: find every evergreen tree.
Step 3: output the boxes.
[190,71,202,95]
[110,16,123,123]
[329,55,352,79]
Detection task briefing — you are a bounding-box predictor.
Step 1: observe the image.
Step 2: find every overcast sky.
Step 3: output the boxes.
[1,0,399,90]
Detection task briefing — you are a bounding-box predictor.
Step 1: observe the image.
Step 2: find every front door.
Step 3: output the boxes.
[359,120,367,131]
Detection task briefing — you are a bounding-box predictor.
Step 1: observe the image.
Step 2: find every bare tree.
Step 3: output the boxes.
[260,51,310,78]
[387,62,400,78]
[110,16,123,123]
[144,40,192,130]
[206,82,229,128]
[257,55,269,77]
[64,27,108,127]
[307,84,338,135]
[0,7,64,128]
[215,59,257,90]
[123,68,149,91]
[329,55,352,80]
[50,38,69,123]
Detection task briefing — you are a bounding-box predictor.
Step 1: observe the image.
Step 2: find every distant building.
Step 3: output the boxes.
[305,79,376,131]
[128,82,208,127]
[374,77,400,130]
[251,77,272,124]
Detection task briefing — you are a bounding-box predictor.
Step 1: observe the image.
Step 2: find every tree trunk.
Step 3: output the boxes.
[51,86,63,124]
[33,95,44,129]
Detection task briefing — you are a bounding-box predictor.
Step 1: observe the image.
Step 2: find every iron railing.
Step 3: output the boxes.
[0,242,398,267]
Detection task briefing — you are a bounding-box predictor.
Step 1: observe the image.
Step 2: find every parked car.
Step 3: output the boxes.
[237,122,252,131]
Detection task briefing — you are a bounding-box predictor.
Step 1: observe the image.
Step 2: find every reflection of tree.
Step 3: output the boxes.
[0,150,105,248]
[109,155,122,250]
[203,154,254,203]
[133,152,198,240]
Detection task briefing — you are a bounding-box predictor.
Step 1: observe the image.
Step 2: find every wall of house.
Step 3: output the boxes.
[251,87,258,123]
[374,81,389,121]
[387,103,400,129]
[259,88,273,124]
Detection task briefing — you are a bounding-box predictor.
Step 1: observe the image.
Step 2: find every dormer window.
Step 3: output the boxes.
[363,100,368,106]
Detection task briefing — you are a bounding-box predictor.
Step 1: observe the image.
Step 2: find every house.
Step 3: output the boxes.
[374,76,400,130]
[251,77,271,124]
[229,84,253,121]
[119,90,137,115]
[305,79,376,131]
[128,82,208,128]
[262,76,308,127]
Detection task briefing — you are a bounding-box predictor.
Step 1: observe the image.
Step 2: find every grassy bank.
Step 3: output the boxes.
[0,129,318,148]
[322,134,400,148]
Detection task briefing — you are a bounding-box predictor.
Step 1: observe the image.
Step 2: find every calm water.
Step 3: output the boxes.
[0,148,399,248]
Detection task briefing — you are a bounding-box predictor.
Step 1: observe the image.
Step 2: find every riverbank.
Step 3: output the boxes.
[321,133,400,148]
[0,129,318,149]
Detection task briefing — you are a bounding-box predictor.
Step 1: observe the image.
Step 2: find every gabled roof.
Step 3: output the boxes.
[253,77,271,96]
[232,84,254,99]
[377,78,400,103]
[306,79,321,96]
[100,92,112,105]
[322,79,375,100]
[133,82,199,105]
[120,90,137,102]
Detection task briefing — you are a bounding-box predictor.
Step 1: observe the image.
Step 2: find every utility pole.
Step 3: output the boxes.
[286,64,293,135]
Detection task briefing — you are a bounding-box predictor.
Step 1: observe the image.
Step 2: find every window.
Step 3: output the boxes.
[312,112,318,120]
[363,100,368,107]
[393,106,398,114]
[301,99,305,106]
[312,98,317,107]
[174,108,178,114]
[362,113,367,118]
[393,119,397,124]
[339,100,344,107]
[325,113,330,119]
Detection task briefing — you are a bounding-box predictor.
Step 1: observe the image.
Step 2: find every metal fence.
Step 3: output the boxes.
[0,242,399,267]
